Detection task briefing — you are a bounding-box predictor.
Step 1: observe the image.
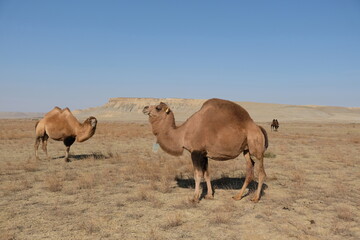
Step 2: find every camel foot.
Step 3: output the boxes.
[204,194,214,200]
[251,196,259,203]
[232,194,243,201]
[64,158,71,162]
[189,195,200,203]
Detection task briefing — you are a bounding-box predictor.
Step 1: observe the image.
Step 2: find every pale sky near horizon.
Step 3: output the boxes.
[0,0,359,112]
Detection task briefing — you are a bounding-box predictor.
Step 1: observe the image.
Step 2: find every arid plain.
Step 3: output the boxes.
[1,98,360,240]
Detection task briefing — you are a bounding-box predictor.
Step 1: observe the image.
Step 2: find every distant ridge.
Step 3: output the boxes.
[1,98,359,122]
[0,112,44,119]
[73,97,360,123]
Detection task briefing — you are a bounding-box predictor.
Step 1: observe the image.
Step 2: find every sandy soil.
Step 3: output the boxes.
[1,117,359,240]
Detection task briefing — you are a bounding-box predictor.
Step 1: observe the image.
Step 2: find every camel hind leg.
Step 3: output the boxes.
[42,134,49,160]
[233,150,254,200]
[252,157,266,202]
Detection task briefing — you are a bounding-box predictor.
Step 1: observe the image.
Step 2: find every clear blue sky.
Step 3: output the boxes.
[1,0,359,112]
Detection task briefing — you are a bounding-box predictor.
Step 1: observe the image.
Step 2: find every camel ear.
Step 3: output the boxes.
[165,108,170,114]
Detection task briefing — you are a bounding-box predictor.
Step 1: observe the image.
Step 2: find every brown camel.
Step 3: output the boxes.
[271,119,279,131]
[143,98,268,202]
[35,107,97,162]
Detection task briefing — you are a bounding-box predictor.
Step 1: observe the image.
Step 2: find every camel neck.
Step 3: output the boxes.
[153,113,185,156]
[76,122,95,142]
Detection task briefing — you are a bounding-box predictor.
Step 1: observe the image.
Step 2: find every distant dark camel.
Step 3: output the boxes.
[271,119,279,131]
[143,98,268,203]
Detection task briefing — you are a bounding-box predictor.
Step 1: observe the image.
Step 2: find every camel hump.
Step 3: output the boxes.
[201,98,252,121]
[60,107,73,117]
[44,106,62,117]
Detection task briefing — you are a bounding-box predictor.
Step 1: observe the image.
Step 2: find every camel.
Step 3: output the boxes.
[143,98,268,202]
[34,107,97,162]
[271,119,279,131]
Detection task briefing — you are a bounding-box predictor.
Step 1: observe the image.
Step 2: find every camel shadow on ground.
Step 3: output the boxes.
[175,177,268,200]
[52,152,108,161]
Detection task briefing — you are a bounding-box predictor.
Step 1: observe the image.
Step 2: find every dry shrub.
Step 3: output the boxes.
[291,168,305,189]
[173,198,198,209]
[148,228,165,240]
[1,232,16,240]
[336,206,354,222]
[62,185,78,195]
[77,173,98,189]
[264,151,276,158]
[210,212,232,224]
[107,151,122,164]
[126,188,159,205]
[2,179,32,195]
[79,219,101,234]
[150,177,173,193]
[331,221,352,237]
[126,213,144,219]
[45,174,63,192]
[162,213,183,229]
[23,158,40,172]
[210,199,236,224]
[63,170,78,181]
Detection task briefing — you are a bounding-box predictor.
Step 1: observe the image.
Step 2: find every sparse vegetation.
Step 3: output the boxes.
[0,120,359,239]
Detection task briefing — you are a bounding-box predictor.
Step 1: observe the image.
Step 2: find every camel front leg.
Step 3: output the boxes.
[203,157,213,199]
[34,137,41,159]
[64,137,75,162]
[192,168,202,202]
[64,146,71,162]
[233,150,254,200]
[191,151,206,202]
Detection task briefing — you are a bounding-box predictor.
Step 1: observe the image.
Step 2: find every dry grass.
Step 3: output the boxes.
[162,213,184,229]
[45,174,63,192]
[0,120,360,240]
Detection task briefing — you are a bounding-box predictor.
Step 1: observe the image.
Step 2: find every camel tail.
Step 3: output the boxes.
[259,125,269,150]
[35,121,39,130]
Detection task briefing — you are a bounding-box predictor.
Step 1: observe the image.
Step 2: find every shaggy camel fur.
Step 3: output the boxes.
[143,98,268,202]
[35,107,97,162]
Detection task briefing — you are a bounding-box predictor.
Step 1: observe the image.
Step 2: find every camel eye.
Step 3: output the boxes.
[156,105,162,111]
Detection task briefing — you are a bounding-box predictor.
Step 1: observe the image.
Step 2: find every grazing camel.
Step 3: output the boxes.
[143,98,268,202]
[271,119,279,131]
[35,107,97,162]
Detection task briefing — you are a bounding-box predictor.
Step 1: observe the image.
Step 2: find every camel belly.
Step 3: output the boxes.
[206,150,241,160]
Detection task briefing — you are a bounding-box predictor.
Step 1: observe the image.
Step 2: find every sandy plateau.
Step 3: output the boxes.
[1,98,360,240]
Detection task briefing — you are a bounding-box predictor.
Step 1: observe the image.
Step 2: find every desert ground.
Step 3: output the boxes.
[1,99,360,240]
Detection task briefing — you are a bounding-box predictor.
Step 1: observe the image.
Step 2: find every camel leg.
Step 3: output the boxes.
[34,137,41,159]
[203,157,214,199]
[64,137,75,162]
[191,151,207,202]
[252,157,266,202]
[65,146,71,162]
[42,134,49,160]
[233,150,254,200]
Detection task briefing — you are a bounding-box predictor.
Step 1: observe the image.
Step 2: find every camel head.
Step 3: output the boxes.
[77,116,98,142]
[86,116,98,128]
[143,102,174,130]
[143,102,171,119]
